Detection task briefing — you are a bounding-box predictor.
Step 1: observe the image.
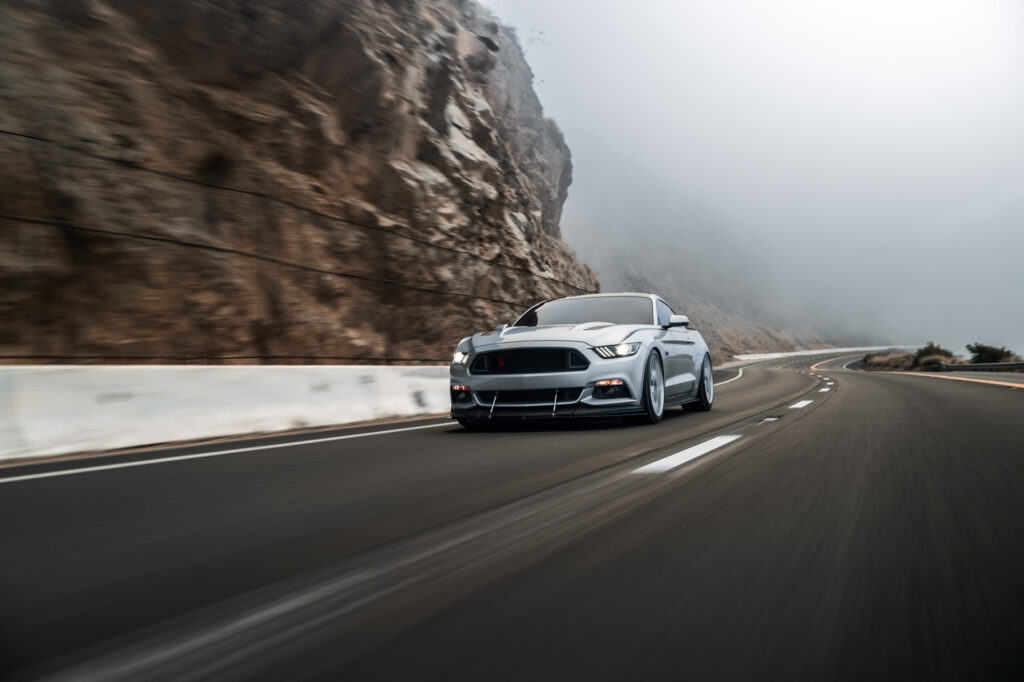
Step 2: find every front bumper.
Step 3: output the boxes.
[451,402,647,422]
[449,342,647,422]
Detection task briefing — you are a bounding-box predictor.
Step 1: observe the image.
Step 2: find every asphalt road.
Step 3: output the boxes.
[2,357,1023,680]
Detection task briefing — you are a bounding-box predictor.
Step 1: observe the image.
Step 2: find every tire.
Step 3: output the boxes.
[457,418,479,430]
[641,350,666,424]
[692,355,714,411]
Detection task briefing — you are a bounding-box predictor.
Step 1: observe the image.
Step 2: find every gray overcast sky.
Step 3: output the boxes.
[485,0,1024,353]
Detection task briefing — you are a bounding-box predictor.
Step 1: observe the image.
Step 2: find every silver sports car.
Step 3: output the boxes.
[449,293,714,426]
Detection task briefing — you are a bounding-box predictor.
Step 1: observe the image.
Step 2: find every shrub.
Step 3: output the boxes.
[913,342,953,367]
[966,343,1021,364]
[916,354,952,370]
[862,352,913,371]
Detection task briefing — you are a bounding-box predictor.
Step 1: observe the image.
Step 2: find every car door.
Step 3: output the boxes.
[656,300,697,398]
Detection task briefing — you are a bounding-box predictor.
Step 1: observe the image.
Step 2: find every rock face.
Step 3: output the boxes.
[0,0,598,363]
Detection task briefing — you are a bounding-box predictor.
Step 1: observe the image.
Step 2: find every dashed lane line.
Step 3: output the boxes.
[632,435,743,474]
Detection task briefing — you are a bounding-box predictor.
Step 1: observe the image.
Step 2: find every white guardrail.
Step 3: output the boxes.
[733,345,911,361]
[0,365,450,461]
[0,346,907,462]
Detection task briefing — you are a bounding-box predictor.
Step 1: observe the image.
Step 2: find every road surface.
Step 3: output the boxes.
[2,355,1023,680]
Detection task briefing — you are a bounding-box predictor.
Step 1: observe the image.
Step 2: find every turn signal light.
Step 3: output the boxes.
[451,384,469,391]
[593,378,630,399]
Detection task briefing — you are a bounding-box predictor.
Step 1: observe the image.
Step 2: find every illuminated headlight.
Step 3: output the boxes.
[452,350,468,365]
[593,342,641,359]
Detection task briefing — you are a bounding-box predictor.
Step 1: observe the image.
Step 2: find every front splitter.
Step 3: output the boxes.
[451,403,646,422]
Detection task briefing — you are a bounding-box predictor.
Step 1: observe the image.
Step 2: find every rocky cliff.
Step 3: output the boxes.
[0,0,598,363]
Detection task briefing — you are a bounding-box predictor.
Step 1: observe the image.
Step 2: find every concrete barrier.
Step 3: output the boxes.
[0,365,450,461]
[0,346,912,461]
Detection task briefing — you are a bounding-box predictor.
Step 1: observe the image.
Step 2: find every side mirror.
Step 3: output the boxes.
[667,315,690,328]
[494,324,508,333]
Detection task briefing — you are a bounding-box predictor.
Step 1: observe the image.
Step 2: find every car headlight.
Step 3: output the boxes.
[452,350,468,365]
[592,342,641,359]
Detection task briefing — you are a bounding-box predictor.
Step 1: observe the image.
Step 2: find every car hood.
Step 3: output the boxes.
[469,323,649,351]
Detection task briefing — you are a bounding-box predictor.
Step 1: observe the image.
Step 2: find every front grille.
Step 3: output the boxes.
[470,348,589,375]
[476,387,584,405]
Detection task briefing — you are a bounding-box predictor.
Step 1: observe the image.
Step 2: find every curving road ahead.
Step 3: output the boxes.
[2,356,1023,680]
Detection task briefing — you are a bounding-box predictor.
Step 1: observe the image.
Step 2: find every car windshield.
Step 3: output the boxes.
[514,296,654,326]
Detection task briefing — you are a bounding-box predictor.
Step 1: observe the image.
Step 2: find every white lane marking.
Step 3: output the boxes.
[716,367,744,386]
[633,435,742,474]
[789,400,814,409]
[0,422,452,484]
[819,388,831,392]
[842,359,860,370]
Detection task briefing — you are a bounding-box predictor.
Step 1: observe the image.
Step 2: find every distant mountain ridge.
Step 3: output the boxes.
[604,270,847,364]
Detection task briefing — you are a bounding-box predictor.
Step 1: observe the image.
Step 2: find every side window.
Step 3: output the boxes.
[656,300,673,326]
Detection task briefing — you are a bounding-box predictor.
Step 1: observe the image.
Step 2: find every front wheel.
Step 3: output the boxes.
[641,350,666,424]
[691,355,714,411]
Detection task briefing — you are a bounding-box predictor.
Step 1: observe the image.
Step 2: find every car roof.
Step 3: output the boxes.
[554,292,657,301]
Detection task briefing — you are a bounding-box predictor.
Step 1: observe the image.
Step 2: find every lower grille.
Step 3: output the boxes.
[475,387,583,405]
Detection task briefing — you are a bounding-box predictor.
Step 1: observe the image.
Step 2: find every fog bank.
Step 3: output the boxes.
[486,0,1024,354]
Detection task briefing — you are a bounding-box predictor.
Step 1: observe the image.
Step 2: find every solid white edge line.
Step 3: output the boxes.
[0,422,452,484]
[715,367,744,386]
[633,435,743,474]
[789,400,814,409]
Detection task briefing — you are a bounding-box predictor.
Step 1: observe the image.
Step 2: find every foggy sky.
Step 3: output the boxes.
[485,0,1024,354]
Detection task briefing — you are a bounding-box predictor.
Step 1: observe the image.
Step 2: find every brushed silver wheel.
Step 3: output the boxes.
[642,351,665,423]
[693,356,714,411]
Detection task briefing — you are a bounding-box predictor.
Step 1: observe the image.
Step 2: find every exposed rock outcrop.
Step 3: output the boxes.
[0,0,597,363]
